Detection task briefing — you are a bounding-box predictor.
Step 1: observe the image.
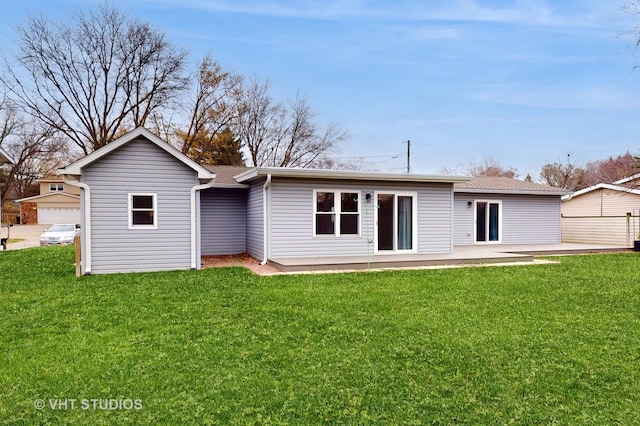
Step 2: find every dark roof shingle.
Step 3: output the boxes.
[203,165,250,185]
[454,176,568,194]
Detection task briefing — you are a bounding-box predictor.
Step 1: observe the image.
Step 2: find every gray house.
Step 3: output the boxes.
[204,167,468,265]
[453,177,569,245]
[59,128,215,274]
[59,127,567,275]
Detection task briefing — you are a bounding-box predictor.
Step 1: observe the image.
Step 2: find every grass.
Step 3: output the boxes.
[1,246,640,424]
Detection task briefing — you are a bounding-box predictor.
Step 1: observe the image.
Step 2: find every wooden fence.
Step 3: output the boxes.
[562,213,640,247]
[1,212,20,224]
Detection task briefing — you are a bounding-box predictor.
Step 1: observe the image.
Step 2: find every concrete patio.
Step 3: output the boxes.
[268,243,631,272]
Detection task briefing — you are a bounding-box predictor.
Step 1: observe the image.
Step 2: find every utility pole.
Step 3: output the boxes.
[405,140,411,173]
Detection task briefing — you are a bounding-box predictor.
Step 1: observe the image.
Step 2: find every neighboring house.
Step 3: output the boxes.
[16,176,81,224]
[453,177,569,245]
[59,127,570,275]
[1,147,15,232]
[561,173,640,246]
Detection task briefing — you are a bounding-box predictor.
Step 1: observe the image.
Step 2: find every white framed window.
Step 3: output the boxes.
[49,183,64,192]
[313,190,360,237]
[128,193,157,229]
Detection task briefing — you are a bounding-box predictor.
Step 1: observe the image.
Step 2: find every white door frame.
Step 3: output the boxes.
[374,191,418,254]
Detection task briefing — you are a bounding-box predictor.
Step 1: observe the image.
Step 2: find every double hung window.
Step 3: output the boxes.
[314,191,360,236]
[129,193,157,229]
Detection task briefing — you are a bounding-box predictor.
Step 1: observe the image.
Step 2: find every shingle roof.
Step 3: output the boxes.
[454,176,569,195]
[203,165,250,185]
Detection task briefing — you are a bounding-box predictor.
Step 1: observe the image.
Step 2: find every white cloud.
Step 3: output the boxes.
[142,0,617,29]
[466,83,640,111]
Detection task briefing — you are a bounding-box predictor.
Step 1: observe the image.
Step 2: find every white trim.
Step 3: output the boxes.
[373,191,418,254]
[473,199,502,244]
[456,187,569,196]
[614,173,640,185]
[312,189,362,237]
[235,167,470,184]
[260,174,272,265]
[62,176,91,275]
[128,193,158,229]
[191,179,215,269]
[16,192,80,203]
[59,127,214,180]
[562,183,640,201]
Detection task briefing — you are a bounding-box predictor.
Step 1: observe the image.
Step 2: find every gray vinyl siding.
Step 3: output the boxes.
[200,188,246,255]
[453,192,562,245]
[245,179,265,260]
[268,178,453,258]
[82,137,198,274]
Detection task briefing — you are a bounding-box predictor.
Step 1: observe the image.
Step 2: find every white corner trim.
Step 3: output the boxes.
[190,179,215,269]
[260,174,272,265]
[61,175,91,275]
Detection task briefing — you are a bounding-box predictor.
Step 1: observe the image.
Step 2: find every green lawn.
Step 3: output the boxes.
[1,247,640,424]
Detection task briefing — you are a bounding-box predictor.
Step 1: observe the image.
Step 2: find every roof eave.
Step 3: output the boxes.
[234,167,471,184]
[16,192,81,202]
[562,183,640,200]
[455,188,570,196]
[58,127,214,180]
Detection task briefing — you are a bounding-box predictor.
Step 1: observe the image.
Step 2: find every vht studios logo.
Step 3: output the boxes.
[34,398,143,411]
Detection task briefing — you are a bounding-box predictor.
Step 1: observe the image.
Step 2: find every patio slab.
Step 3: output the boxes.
[268,243,632,273]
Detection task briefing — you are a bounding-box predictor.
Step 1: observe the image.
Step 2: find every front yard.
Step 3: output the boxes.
[1,246,639,424]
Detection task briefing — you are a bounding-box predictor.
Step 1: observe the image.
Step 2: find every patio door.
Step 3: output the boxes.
[375,192,417,253]
[475,200,501,243]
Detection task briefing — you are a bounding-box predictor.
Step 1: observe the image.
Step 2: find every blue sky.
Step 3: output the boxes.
[1,0,640,177]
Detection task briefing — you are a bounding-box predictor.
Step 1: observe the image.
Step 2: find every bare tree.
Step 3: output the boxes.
[539,155,587,191]
[234,78,347,167]
[582,153,636,186]
[0,93,68,200]
[234,77,282,167]
[174,55,244,163]
[3,4,188,154]
[468,157,518,178]
[4,126,69,199]
[440,158,518,178]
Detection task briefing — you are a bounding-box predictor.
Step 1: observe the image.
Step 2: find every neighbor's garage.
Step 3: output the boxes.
[38,207,81,225]
[16,193,81,225]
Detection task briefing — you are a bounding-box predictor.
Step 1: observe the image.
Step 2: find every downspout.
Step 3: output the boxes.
[191,178,216,270]
[62,175,91,275]
[260,174,272,265]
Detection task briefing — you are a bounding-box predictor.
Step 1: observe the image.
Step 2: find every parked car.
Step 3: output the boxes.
[40,224,80,246]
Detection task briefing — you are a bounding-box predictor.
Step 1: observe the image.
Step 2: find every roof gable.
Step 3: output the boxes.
[562,182,640,201]
[16,192,81,203]
[59,127,213,180]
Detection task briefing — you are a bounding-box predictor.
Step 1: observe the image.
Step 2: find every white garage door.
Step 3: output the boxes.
[38,208,81,225]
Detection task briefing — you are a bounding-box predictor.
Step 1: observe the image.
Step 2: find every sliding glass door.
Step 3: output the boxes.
[376,192,417,253]
[475,200,501,243]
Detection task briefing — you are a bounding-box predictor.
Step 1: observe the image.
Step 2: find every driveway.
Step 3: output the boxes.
[1,224,49,250]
